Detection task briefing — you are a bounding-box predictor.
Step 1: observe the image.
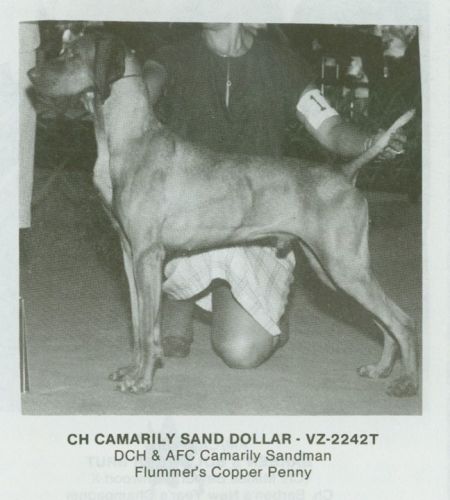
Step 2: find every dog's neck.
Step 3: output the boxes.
[101,54,161,157]
[92,53,162,204]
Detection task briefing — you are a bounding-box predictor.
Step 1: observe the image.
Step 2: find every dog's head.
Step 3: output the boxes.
[28,32,126,103]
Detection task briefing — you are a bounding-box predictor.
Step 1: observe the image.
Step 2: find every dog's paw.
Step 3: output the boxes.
[109,364,139,382]
[115,375,153,394]
[386,375,418,397]
[112,358,162,394]
[357,363,392,379]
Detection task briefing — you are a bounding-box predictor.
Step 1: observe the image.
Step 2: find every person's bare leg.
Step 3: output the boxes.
[161,283,289,359]
[160,294,195,357]
[211,284,281,368]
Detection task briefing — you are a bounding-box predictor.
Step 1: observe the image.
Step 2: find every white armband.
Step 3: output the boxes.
[296,89,339,130]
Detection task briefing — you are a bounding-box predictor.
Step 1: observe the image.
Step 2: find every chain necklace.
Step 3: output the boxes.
[225,58,232,108]
[203,30,254,109]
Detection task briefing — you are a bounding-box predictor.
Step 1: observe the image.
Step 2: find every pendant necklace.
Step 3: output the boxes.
[225,58,231,109]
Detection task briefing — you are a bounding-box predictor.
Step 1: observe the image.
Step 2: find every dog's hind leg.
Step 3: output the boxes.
[358,319,398,379]
[335,268,416,397]
[116,243,165,393]
[301,241,399,380]
[310,193,417,397]
[300,243,337,291]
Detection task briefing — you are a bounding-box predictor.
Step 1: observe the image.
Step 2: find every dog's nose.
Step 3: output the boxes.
[27,67,38,83]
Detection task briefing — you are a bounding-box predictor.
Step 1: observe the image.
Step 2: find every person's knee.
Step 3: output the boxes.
[212,329,275,369]
[210,283,277,368]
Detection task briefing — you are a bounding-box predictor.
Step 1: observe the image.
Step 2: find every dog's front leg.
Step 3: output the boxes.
[116,243,165,393]
[109,236,142,383]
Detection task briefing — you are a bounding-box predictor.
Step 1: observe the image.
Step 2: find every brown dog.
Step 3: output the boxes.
[28,32,418,397]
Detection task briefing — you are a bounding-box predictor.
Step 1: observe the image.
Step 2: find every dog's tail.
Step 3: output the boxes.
[342,109,415,183]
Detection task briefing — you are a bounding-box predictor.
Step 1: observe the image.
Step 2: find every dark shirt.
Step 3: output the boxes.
[153,33,315,157]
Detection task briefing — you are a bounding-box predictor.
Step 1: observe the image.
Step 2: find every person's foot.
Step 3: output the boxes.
[161,336,192,357]
[161,296,195,357]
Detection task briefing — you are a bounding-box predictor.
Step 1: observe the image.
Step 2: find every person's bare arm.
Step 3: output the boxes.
[296,85,406,159]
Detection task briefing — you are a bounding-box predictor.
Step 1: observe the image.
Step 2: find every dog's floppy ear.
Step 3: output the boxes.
[94,33,126,103]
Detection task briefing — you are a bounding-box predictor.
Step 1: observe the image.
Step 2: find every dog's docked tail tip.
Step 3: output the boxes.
[394,108,416,128]
[342,108,416,183]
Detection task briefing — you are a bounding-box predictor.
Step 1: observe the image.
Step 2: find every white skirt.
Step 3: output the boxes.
[163,246,295,336]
